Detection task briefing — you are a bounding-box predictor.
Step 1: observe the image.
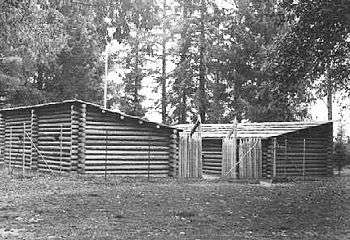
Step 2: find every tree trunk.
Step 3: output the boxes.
[134,37,140,115]
[36,63,44,91]
[178,1,190,124]
[161,0,167,124]
[326,72,332,120]
[198,0,206,123]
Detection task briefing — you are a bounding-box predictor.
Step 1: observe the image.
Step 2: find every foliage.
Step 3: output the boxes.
[278,0,350,96]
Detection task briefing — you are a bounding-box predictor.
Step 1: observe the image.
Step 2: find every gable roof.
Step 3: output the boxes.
[0,99,177,131]
[176,121,332,139]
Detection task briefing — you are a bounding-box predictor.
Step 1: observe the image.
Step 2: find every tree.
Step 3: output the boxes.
[161,0,167,123]
[277,0,350,120]
[198,0,207,122]
[0,0,68,106]
[110,0,159,117]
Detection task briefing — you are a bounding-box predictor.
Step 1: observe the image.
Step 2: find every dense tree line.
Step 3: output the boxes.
[0,0,349,124]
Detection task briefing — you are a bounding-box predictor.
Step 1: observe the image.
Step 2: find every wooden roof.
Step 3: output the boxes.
[0,99,177,131]
[176,121,332,139]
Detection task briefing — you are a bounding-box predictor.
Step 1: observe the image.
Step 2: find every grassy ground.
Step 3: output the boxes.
[0,167,349,240]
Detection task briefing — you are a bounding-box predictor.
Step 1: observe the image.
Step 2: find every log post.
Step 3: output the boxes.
[326,123,334,176]
[59,124,63,173]
[78,103,86,174]
[22,123,26,176]
[169,129,178,177]
[9,127,12,173]
[303,138,306,179]
[0,113,4,164]
[30,109,38,170]
[273,138,277,178]
[70,104,79,172]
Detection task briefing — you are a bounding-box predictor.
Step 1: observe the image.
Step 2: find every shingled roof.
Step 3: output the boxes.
[176,121,332,139]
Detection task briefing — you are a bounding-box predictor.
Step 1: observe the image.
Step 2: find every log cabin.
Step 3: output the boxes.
[0,100,178,177]
[177,122,334,179]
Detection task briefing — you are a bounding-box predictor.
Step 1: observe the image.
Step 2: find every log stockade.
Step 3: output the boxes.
[0,100,179,177]
[177,122,334,179]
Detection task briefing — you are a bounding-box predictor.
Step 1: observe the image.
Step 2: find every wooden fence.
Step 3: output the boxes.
[222,137,237,178]
[222,137,262,179]
[178,132,202,178]
[239,138,262,179]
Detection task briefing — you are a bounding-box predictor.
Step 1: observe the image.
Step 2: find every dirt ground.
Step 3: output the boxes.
[0,167,349,240]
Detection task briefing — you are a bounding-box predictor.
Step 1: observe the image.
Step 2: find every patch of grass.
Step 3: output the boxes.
[0,167,348,239]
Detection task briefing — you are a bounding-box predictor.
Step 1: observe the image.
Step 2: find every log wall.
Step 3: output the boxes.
[36,105,72,172]
[0,101,176,176]
[271,123,332,178]
[3,111,32,169]
[202,139,222,175]
[84,106,173,177]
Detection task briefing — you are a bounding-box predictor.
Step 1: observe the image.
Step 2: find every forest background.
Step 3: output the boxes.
[0,0,349,137]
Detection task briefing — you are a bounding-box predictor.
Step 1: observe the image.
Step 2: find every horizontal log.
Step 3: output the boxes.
[84,172,168,177]
[36,158,71,164]
[36,152,71,158]
[203,170,221,175]
[4,117,31,123]
[38,113,71,119]
[85,145,169,150]
[85,129,170,137]
[85,124,169,133]
[276,152,326,157]
[85,140,169,146]
[38,125,71,130]
[5,129,32,133]
[203,155,221,159]
[85,150,169,155]
[86,135,170,141]
[85,160,169,166]
[37,146,71,150]
[276,167,327,172]
[203,162,222,166]
[84,165,169,170]
[38,136,71,141]
[85,155,169,160]
[4,124,31,130]
[38,142,71,147]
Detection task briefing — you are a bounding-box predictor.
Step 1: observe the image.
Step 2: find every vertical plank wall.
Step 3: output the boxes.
[84,106,174,176]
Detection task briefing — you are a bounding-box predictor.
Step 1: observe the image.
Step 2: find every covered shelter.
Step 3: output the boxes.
[0,100,178,177]
[177,122,334,179]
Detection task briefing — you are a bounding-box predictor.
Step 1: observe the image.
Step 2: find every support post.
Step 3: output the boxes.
[169,130,178,177]
[148,137,151,181]
[0,113,4,164]
[70,104,79,172]
[22,123,26,176]
[78,103,86,174]
[30,109,38,171]
[104,129,107,181]
[284,139,288,177]
[273,138,277,178]
[303,138,306,179]
[59,124,63,173]
[9,127,12,174]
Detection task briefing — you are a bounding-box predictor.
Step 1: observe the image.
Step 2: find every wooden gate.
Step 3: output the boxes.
[178,132,202,178]
[238,138,262,178]
[222,137,237,178]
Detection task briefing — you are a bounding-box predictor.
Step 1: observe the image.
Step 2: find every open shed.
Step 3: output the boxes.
[0,100,178,177]
[177,122,334,179]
